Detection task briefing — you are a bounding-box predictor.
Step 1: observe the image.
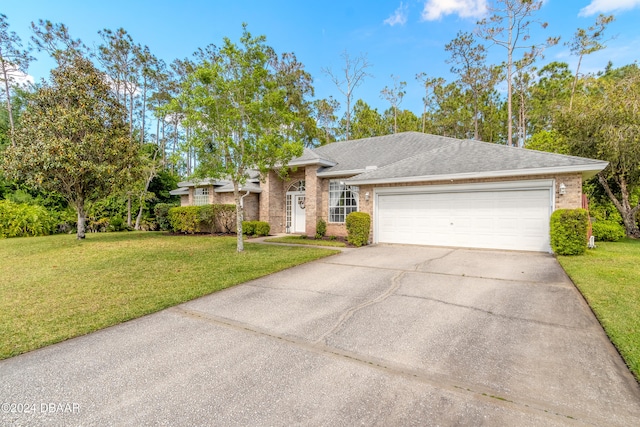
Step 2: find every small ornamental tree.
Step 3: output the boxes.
[171,24,314,252]
[1,53,138,239]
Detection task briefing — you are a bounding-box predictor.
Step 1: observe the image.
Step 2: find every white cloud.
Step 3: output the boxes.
[1,66,34,87]
[421,0,488,21]
[384,2,409,26]
[579,0,640,16]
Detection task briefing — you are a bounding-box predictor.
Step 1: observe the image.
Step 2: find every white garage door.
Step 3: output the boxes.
[376,182,552,252]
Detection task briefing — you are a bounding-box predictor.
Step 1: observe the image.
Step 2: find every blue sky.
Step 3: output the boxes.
[3,0,640,116]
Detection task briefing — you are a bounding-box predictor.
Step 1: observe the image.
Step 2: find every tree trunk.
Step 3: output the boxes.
[76,201,86,240]
[127,196,132,227]
[393,106,397,134]
[1,63,15,146]
[234,182,244,252]
[140,82,147,144]
[473,92,479,140]
[569,54,583,112]
[345,96,351,141]
[598,173,640,238]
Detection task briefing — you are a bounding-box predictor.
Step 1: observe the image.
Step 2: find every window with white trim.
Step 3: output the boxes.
[194,187,210,206]
[329,180,358,223]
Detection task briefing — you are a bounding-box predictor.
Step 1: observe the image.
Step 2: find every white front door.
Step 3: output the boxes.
[293,195,306,233]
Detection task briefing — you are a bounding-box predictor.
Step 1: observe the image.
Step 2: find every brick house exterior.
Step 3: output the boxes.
[171,132,607,252]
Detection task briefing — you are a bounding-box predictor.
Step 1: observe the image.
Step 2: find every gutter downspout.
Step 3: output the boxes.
[239,189,251,210]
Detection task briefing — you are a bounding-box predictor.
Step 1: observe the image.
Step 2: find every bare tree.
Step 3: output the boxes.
[0,14,34,147]
[477,0,558,146]
[380,75,406,134]
[566,14,615,110]
[322,51,372,140]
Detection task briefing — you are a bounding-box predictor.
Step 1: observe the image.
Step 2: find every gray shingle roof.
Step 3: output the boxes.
[299,132,607,183]
[313,132,443,175]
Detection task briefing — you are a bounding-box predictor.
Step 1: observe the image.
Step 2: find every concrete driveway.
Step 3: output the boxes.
[1,245,639,426]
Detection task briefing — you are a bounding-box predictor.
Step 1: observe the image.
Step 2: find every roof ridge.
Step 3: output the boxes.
[352,136,447,177]
[462,138,606,163]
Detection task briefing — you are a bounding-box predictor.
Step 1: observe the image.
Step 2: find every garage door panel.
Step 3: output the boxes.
[376,187,551,252]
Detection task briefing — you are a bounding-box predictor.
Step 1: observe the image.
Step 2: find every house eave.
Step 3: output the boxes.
[214,188,263,194]
[317,169,365,178]
[345,164,608,186]
[282,158,337,168]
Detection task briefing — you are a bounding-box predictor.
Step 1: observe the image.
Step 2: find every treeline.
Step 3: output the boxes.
[1,2,639,239]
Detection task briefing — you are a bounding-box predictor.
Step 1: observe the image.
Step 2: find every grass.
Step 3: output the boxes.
[264,235,347,247]
[0,232,338,359]
[558,238,640,380]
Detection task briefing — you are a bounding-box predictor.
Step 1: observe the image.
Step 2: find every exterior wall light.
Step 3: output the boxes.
[365,192,370,201]
[559,183,566,195]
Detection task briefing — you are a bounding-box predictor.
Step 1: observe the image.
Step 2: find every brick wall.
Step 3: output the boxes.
[322,173,584,240]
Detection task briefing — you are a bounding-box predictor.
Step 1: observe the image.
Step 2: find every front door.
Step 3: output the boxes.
[293,195,306,233]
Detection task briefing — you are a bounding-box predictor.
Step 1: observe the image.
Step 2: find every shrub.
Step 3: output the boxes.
[242,220,256,236]
[108,215,129,232]
[168,205,237,234]
[550,209,588,255]
[87,217,110,233]
[168,206,200,234]
[254,221,270,236]
[215,205,236,233]
[592,220,625,242]
[198,205,218,234]
[0,200,56,238]
[154,203,177,231]
[316,218,327,239]
[242,220,270,236]
[346,212,371,247]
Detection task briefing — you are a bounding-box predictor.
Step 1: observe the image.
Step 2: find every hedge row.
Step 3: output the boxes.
[591,220,625,242]
[166,205,236,234]
[0,200,57,238]
[242,221,270,236]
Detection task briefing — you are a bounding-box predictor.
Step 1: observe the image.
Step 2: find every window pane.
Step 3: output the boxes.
[328,180,358,223]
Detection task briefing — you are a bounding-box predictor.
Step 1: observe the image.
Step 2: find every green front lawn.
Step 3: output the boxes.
[0,232,338,359]
[264,235,347,247]
[558,239,640,380]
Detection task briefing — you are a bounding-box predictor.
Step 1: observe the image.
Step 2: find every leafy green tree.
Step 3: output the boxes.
[445,31,498,140]
[526,129,569,154]
[557,65,640,237]
[346,99,386,140]
[528,62,572,134]
[171,25,313,251]
[313,97,340,145]
[391,109,421,134]
[432,81,473,139]
[1,53,139,239]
